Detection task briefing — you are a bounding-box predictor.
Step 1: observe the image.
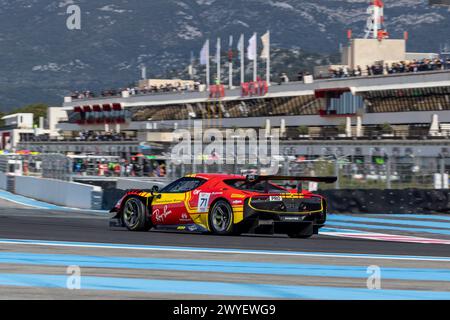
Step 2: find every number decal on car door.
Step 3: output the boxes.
[198,193,211,212]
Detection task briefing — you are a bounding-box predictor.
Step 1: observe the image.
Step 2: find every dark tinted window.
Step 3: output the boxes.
[160,177,206,193]
[225,179,288,193]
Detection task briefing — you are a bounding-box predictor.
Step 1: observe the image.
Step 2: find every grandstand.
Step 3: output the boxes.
[14,69,449,162]
[56,69,450,133]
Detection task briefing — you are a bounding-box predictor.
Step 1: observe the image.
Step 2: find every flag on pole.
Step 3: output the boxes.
[237,34,244,56]
[260,31,270,59]
[215,38,221,63]
[200,40,209,65]
[228,35,233,62]
[261,31,271,85]
[215,38,221,83]
[200,39,211,88]
[247,33,257,61]
[237,34,245,84]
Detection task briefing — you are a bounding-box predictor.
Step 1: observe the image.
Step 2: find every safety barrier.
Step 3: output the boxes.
[101,187,450,214]
[116,178,168,191]
[13,176,103,210]
[0,173,7,190]
[320,189,450,214]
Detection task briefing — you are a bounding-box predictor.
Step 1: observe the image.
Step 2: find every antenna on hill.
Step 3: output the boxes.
[364,0,389,41]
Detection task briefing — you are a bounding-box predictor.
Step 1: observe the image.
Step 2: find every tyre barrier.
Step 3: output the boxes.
[320,189,450,214]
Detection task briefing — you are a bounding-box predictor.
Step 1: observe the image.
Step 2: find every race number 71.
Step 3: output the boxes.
[198,193,211,212]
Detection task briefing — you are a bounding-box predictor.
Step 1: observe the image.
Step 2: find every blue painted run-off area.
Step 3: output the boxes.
[1,252,450,282]
[0,273,449,300]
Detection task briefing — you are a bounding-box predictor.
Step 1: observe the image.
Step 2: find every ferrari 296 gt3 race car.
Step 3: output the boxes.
[110,174,337,238]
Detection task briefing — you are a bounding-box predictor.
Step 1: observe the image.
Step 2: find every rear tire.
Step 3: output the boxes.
[121,196,152,232]
[208,200,235,235]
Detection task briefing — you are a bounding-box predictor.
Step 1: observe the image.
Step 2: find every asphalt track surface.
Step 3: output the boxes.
[0,207,449,257]
[1,199,450,299]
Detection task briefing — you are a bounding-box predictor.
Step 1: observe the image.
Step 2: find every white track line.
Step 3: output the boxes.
[0,238,450,262]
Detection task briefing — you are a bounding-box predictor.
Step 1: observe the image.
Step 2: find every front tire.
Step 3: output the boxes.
[208,200,235,235]
[121,196,152,232]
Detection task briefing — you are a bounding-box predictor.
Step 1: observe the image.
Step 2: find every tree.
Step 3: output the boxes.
[7,103,49,126]
[297,125,309,136]
[380,122,393,134]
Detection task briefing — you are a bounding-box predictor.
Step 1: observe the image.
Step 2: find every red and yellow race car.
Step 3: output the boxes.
[110,174,337,238]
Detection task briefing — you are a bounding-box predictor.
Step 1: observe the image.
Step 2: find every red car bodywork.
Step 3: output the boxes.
[110,174,335,237]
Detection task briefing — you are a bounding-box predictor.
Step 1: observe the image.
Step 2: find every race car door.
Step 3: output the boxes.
[150,177,205,225]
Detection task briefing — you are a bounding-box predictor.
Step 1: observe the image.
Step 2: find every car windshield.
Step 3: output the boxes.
[160,177,206,193]
[225,179,288,193]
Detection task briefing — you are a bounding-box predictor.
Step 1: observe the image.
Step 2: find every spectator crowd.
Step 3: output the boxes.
[329,58,450,79]
[76,131,131,142]
[72,158,167,178]
[70,81,202,100]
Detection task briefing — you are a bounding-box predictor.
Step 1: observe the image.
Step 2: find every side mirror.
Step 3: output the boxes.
[151,185,159,195]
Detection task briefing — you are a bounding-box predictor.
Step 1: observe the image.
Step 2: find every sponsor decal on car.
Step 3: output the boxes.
[269,196,282,202]
[180,213,191,223]
[153,205,172,223]
[198,193,211,212]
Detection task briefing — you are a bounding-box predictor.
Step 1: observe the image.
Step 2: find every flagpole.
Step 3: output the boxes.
[229,61,232,89]
[240,34,245,85]
[266,31,270,86]
[228,35,233,89]
[206,39,210,90]
[253,32,257,82]
[216,37,221,84]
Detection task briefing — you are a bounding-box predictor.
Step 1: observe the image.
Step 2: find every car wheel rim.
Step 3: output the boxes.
[123,199,140,227]
[212,203,231,232]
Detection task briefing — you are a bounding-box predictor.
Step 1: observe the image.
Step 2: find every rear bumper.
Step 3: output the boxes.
[239,202,326,235]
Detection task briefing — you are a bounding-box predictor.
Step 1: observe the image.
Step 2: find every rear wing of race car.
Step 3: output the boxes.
[246,175,337,184]
[245,175,337,192]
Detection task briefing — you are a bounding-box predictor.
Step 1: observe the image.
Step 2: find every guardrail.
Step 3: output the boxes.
[116,177,169,190]
[0,175,103,210]
[0,173,7,190]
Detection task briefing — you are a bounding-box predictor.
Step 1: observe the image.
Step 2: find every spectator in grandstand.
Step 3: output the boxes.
[143,161,152,177]
[113,163,121,177]
[125,162,133,177]
[278,73,289,84]
[342,66,349,77]
[120,162,126,177]
[328,57,447,80]
[154,164,166,177]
